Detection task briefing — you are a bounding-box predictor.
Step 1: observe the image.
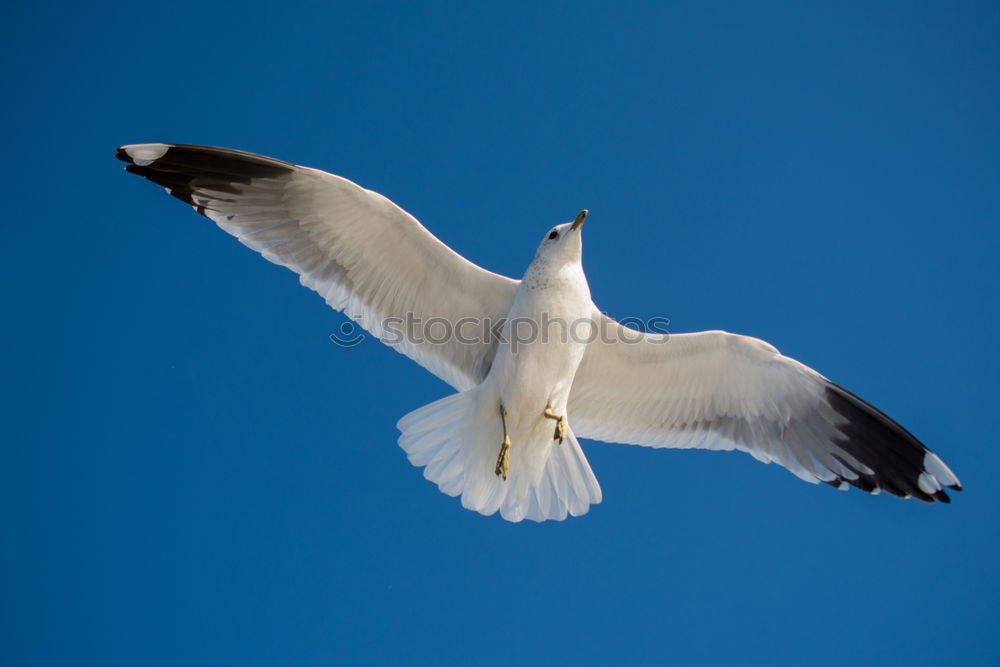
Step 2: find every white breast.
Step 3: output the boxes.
[490,262,592,422]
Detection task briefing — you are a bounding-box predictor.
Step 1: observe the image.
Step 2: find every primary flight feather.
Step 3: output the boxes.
[117,143,962,522]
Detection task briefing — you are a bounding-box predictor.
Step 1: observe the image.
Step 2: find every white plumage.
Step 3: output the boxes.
[118,143,962,521]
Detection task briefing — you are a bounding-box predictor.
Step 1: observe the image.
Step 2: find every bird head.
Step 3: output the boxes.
[531,209,588,268]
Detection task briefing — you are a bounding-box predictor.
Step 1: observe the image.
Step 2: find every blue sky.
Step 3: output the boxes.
[3,1,999,664]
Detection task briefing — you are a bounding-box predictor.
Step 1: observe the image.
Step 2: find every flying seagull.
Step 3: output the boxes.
[117,143,962,522]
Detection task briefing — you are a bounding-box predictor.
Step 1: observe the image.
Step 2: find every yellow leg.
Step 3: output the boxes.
[543,406,567,444]
[495,404,511,480]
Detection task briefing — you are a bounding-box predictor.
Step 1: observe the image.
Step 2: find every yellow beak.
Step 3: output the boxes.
[571,209,588,231]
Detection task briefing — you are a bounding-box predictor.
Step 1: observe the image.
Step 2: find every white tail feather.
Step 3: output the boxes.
[397,389,602,522]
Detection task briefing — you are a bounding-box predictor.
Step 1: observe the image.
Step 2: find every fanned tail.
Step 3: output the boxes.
[397,389,602,522]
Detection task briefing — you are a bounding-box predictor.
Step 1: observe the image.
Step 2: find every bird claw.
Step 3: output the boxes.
[553,417,566,444]
[495,435,511,480]
[543,406,567,444]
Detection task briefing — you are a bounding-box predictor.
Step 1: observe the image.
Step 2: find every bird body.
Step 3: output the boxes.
[117,143,962,522]
[399,215,603,521]
[496,221,592,434]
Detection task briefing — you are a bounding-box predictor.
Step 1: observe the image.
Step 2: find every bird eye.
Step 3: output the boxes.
[548,230,559,240]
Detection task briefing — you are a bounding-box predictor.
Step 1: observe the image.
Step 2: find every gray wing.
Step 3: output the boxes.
[568,312,962,502]
[118,143,518,390]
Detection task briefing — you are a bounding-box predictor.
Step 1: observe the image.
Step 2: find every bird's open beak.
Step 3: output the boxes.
[571,209,588,231]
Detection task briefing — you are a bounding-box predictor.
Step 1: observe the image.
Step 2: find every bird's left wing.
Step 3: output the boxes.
[118,143,518,390]
[568,312,961,501]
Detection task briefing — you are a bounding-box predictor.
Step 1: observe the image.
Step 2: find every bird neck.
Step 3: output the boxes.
[521,256,588,294]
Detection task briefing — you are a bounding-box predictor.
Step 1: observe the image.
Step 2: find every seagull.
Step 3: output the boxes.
[117,143,962,522]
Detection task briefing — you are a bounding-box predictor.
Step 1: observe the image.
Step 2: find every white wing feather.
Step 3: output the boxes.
[568,312,961,501]
[118,143,518,390]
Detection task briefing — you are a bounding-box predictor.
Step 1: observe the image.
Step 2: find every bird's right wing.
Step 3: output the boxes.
[118,143,519,390]
[568,312,961,502]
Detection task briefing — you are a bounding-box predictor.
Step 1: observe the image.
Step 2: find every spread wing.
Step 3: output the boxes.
[118,143,518,390]
[568,312,962,502]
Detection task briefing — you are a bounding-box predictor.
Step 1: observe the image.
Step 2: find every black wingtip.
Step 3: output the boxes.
[823,382,959,504]
[117,143,297,212]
